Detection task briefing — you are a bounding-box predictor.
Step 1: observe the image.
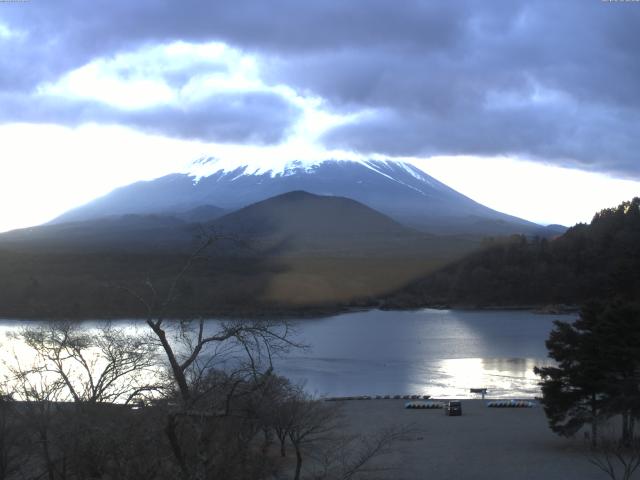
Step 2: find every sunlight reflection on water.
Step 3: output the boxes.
[274,309,571,398]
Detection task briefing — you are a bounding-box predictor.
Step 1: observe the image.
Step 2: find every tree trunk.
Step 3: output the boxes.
[42,436,56,480]
[147,322,191,403]
[262,428,272,455]
[294,445,302,480]
[622,411,630,446]
[192,420,210,480]
[280,437,286,457]
[591,393,598,448]
[165,414,189,480]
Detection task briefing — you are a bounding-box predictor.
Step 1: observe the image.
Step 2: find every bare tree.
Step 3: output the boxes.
[16,321,163,404]
[120,234,298,402]
[118,233,412,480]
[0,393,25,480]
[313,426,413,480]
[120,233,303,480]
[278,393,412,480]
[587,434,640,480]
[2,322,167,480]
[268,379,301,458]
[287,396,342,480]
[4,353,68,480]
[134,314,299,480]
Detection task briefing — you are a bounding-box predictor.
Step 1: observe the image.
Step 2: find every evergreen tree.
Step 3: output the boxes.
[535,306,608,446]
[535,302,640,446]
[593,303,640,445]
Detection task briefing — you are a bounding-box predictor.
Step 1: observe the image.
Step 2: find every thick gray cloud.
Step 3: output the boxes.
[0,1,307,144]
[1,0,640,175]
[260,1,640,176]
[125,92,300,144]
[0,91,298,144]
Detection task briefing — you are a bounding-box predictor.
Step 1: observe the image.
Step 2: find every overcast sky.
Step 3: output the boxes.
[1,0,639,232]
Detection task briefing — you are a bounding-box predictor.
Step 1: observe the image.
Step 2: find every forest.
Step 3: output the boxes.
[385,198,640,309]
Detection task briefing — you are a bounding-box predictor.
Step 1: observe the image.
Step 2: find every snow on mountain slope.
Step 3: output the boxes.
[52,158,541,235]
[189,157,439,190]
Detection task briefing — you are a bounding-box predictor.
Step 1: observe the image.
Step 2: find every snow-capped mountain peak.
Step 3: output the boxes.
[188,156,436,189]
[188,157,321,181]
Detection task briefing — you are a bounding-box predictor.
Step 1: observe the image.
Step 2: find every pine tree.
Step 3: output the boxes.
[535,302,640,446]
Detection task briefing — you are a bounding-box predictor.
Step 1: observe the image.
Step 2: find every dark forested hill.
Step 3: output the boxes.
[384,198,640,308]
[0,191,478,318]
[210,190,427,255]
[213,190,410,237]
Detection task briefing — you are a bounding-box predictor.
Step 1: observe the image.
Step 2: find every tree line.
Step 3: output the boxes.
[386,198,640,308]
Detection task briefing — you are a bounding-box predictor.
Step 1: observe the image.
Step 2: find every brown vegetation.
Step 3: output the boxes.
[0,233,476,319]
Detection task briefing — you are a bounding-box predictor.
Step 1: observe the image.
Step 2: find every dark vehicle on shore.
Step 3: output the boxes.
[444,401,462,416]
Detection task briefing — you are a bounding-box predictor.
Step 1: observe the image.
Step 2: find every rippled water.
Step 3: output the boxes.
[274,309,574,399]
[0,309,575,399]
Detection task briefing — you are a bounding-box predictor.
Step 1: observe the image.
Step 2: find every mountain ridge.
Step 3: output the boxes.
[1,190,430,257]
[51,159,551,237]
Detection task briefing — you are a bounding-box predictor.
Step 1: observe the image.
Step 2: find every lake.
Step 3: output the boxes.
[273,309,572,399]
[0,309,573,399]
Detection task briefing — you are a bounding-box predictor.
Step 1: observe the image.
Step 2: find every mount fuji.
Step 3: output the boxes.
[0,158,565,316]
[52,158,548,236]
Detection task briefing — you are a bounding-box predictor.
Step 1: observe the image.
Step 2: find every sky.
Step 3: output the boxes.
[1,0,639,232]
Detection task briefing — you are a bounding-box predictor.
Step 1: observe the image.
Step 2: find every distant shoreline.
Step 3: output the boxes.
[323,395,540,402]
[0,302,579,322]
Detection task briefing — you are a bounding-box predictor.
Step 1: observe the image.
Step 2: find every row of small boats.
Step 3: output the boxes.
[405,400,537,409]
[326,394,431,401]
[405,401,443,409]
[487,400,535,408]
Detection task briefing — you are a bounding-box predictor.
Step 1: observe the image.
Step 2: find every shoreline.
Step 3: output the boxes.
[323,395,540,402]
[0,303,578,322]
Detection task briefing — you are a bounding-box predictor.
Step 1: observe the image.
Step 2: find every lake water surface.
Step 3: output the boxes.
[273,309,573,399]
[0,309,574,399]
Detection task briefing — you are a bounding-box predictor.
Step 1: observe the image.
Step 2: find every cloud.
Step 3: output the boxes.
[125,92,300,144]
[322,92,640,176]
[259,1,640,177]
[2,0,640,176]
[0,27,300,144]
[0,90,300,144]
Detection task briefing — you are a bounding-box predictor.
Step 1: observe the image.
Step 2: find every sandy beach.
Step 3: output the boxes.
[336,399,606,480]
